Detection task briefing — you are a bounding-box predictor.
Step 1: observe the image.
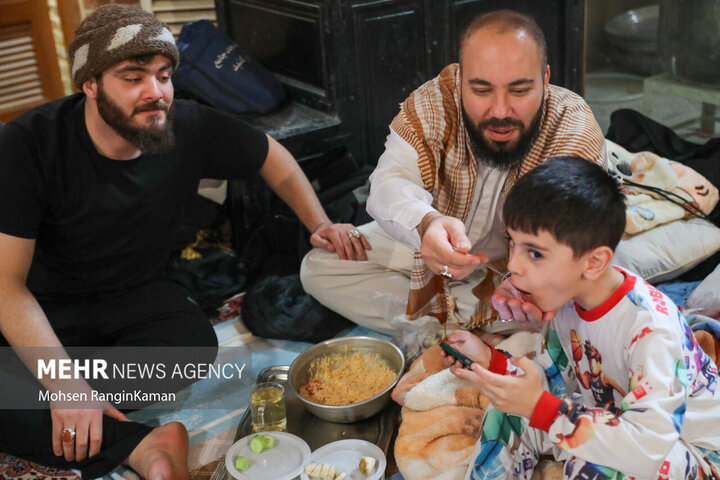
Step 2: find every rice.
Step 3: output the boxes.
[300,348,397,405]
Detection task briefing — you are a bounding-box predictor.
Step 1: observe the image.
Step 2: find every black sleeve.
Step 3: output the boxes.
[194,103,269,180]
[0,123,44,239]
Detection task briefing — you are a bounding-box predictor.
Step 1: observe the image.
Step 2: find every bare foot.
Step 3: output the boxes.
[126,422,190,480]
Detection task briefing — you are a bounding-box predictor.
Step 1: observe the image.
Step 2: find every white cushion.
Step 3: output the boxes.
[687,263,720,311]
[614,218,720,283]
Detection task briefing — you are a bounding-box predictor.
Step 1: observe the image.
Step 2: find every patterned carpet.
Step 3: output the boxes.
[0,454,78,479]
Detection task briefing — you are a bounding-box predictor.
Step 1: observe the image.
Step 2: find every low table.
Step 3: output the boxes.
[211,365,400,479]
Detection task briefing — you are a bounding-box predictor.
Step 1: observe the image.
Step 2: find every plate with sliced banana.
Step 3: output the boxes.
[300,439,386,480]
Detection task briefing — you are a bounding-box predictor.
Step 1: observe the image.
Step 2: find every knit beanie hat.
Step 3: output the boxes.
[68,4,179,89]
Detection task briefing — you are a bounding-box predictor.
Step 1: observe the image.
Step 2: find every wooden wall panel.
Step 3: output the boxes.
[0,0,64,122]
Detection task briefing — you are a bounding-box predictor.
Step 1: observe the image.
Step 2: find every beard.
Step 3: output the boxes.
[96,85,175,154]
[462,97,544,171]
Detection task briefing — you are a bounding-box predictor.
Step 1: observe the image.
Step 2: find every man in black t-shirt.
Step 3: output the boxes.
[0,5,369,479]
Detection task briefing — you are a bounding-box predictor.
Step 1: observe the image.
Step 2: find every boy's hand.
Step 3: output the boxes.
[441,330,492,370]
[453,356,544,418]
[492,277,555,330]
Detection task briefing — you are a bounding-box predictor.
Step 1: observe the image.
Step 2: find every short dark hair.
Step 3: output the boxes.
[503,157,626,257]
[459,10,547,72]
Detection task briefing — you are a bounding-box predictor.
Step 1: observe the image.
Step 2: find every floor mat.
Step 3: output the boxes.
[0,453,79,480]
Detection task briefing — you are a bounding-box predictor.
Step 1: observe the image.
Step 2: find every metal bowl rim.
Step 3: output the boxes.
[288,336,405,410]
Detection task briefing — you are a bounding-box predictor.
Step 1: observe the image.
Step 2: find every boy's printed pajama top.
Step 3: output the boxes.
[466,268,720,480]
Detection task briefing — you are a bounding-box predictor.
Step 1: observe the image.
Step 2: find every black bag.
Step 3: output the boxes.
[173,20,286,115]
[165,197,247,316]
[241,274,354,343]
[606,108,720,204]
[237,147,373,276]
[238,148,371,341]
[165,245,246,316]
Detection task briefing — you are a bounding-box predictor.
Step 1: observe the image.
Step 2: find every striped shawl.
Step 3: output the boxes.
[389,63,606,327]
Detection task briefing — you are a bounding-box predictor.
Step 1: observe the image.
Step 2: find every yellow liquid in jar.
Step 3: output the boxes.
[250,386,287,432]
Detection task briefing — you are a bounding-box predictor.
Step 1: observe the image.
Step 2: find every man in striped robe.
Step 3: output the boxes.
[301,10,606,335]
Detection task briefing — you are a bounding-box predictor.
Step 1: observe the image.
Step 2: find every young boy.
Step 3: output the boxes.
[444,157,720,479]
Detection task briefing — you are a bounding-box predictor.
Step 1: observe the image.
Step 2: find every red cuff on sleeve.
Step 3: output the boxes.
[528,391,562,432]
[487,345,508,374]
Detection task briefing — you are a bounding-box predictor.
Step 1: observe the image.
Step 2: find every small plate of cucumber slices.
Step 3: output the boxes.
[225,432,311,480]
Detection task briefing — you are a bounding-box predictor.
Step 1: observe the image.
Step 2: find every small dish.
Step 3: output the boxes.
[300,439,386,480]
[225,431,311,480]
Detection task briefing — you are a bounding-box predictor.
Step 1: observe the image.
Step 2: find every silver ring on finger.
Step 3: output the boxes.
[348,229,360,239]
[440,265,454,279]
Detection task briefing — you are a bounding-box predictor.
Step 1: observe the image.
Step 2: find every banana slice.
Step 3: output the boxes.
[304,462,343,480]
[305,464,318,476]
[311,463,323,477]
[359,456,376,476]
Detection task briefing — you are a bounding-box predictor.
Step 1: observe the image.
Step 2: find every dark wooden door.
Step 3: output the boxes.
[337,0,435,169]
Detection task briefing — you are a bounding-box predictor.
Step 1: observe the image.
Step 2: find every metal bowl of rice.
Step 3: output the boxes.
[288,336,405,423]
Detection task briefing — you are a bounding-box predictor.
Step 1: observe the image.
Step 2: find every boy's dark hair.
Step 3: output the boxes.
[503,157,626,257]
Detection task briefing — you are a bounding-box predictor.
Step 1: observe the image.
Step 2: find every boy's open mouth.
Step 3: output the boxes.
[512,284,533,302]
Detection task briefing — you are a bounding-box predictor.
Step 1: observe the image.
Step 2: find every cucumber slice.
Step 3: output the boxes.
[235,456,250,471]
[261,434,275,449]
[250,435,265,453]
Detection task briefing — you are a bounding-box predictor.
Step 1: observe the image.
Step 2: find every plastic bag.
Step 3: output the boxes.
[371,291,444,364]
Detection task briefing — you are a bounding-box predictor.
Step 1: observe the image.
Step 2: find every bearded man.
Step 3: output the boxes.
[0,5,369,479]
[301,10,606,335]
